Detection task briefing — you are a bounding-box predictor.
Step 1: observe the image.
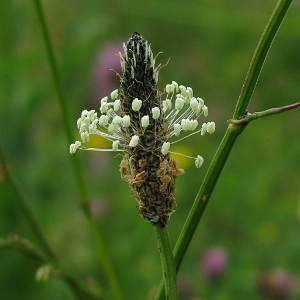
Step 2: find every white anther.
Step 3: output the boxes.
[179,85,187,97]
[81,110,88,118]
[89,119,98,132]
[122,115,130,127]
[190,98,198,111]
[129,135,139,147]
[172,81,179,92]
[200,123,207,135]
[87,110,97,121]
[100,102,109,114]
[195,155,204,168]
[181,119,189,131]
[81,131,89,143]
[132,98,142,112]
[112,116,122,124]
[186,87,193,100]
[175,97,185,110]
[197,97,204,107]
[141,115,149,129]
[99,115,109,127]
[108,123,118,134]
[152,107,160,120]
[70,141,81,154]
[163,99,172,112]
[206,122,215,134]
[114,100,121,112]
[202,105,208,117]
[100,96,108,105]
[174,124,181,136]
[112,140,120,151]
[166,84,174,94]
[189,119,198,131]
[110,89,118,100]
[161,142,170,155]
[77,118,82,129]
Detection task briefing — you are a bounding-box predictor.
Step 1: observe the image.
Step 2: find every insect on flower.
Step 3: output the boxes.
[70,32,215,227]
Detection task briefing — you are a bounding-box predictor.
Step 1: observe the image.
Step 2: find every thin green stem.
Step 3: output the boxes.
[234,0,293,118]
[0,235,103,299]
[0,145,57,259]
[31,0,123,298]
[31,0,88,204]
[154,226,178,300]
[229,101,300,124]
[155,0,293,298]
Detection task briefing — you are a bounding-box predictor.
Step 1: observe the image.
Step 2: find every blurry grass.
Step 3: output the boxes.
[1,0,300,299]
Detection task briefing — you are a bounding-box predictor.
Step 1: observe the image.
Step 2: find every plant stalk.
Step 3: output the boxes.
[154,226,178,300]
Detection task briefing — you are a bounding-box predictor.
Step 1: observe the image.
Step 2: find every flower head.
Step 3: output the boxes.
[70,32,215,227]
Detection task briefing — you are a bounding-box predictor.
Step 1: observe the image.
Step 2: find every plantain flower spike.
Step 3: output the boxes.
[70,32,215,227]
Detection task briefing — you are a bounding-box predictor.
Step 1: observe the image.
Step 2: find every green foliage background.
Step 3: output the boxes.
[0,0,300,299]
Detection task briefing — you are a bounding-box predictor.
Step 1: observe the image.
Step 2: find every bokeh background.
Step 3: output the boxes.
[1,0,300,299]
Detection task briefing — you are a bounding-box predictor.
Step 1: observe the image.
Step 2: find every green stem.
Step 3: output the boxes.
[229,102,300,124]
[154,226,178,300]
[31,0,88,204]
[0,146,57,259]
[155,0,293,298]
[0,235,103,299]
[31,0,123,298]
[234,0,293,118]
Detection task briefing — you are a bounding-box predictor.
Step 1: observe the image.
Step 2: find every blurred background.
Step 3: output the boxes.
[1,0,300,299]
